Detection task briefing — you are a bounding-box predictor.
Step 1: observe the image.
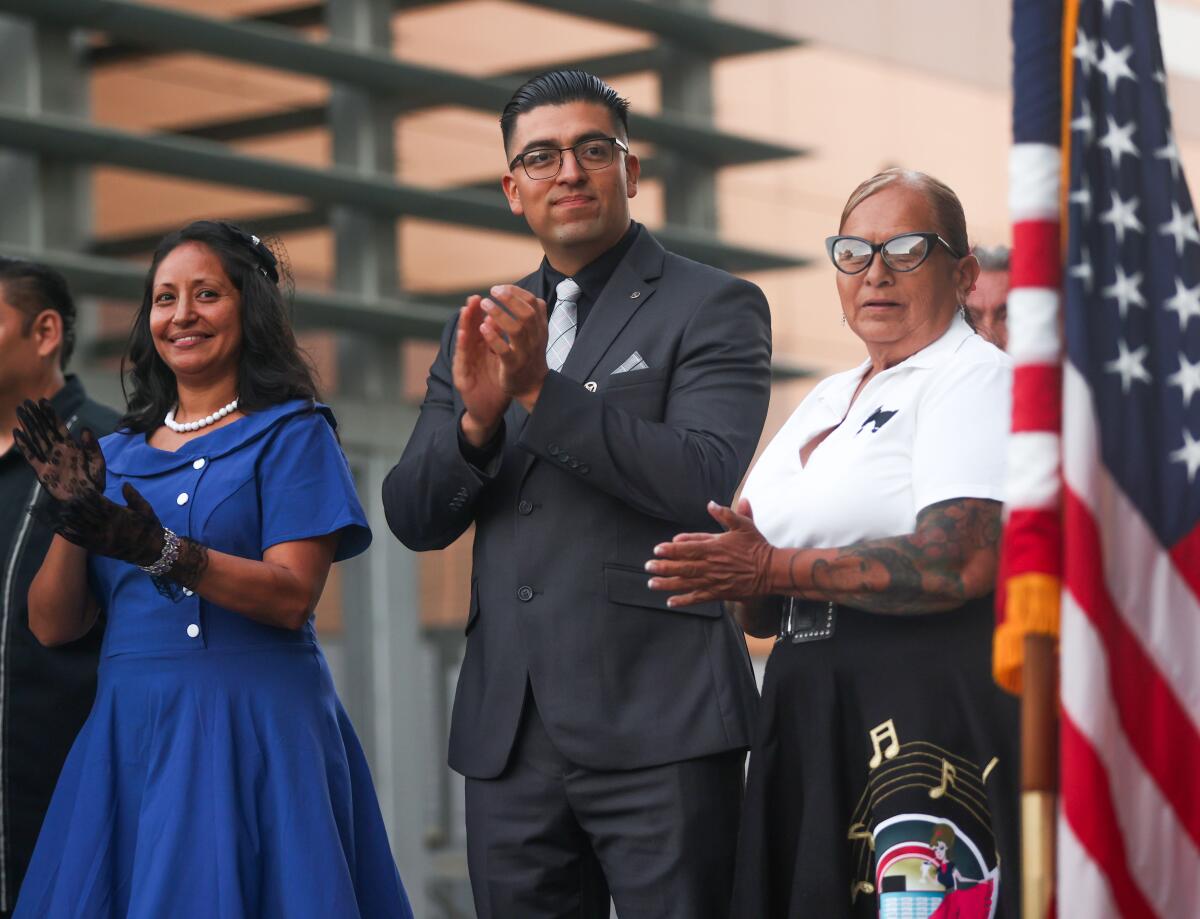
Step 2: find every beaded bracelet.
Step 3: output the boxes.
[139,527,181,578]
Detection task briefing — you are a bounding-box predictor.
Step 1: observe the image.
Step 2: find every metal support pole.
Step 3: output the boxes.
[325,2,434,915]
[657,0,717,231]
[0,14,89,252]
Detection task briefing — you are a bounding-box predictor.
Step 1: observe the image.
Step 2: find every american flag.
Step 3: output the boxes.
[1058,0,1200,915]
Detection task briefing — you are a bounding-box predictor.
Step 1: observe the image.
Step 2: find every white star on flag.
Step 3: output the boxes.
[1069,185,1093,220]
[1071,98,1096,144]
[1101,0,1133,16]
[1097,41,1136,92]
[1158,202,1200,256]
[1167,353,1200,409]
[1069,244,1094,291]
[1098,115,1139,168]
[1074,28,1099,77]
[1105,339,1152,393]
[1101,265,1146,318]
[1099,190,1143,244]
[1164,277,1200,331]
[1169,429,1200,484]
[1155,131,1181,181]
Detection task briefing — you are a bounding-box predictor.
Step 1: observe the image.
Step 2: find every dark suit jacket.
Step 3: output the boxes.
[383,229,771,779]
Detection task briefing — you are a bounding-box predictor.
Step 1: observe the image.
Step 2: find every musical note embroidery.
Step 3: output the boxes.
[929,758,958,799]
[847,821,875,852]
[868,718,900,769]
[850,880,875,903]
[982,756,998,784]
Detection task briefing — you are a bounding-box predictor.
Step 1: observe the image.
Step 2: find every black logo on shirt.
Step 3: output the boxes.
[858,406,898,434]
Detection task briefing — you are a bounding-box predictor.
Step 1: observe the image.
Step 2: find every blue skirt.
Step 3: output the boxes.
[14,645,414,919]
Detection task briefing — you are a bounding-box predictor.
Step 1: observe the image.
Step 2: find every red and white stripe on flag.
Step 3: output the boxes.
[1060,366,1200,916]
[993,140,1063,696]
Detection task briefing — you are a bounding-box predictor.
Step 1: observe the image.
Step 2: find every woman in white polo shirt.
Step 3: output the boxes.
[647,168,1020,918]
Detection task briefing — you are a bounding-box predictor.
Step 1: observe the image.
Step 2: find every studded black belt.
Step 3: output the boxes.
[777,598,837,643]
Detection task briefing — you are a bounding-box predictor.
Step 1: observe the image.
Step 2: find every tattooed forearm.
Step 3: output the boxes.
[776,497,1002,614]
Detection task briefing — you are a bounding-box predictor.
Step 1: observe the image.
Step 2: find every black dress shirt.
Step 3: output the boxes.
[539,220,640,330]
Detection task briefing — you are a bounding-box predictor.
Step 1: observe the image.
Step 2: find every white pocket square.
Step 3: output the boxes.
[611,351,649,374]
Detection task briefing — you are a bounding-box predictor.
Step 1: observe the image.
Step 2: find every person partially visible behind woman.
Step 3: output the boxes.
[647,169,1019,918]
[11,220,414,918]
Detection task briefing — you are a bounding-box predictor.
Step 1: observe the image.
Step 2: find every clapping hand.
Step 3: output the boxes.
[12,399,105,502]
[13,399,167,568]
[645,499,776,607]
[454,295,511,446]
[478,285,550,411]
[53,483,165,568]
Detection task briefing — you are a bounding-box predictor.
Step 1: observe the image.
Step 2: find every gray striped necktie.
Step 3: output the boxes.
[546,277,582,372]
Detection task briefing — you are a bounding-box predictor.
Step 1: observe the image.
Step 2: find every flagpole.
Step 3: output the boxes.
[1021,634,1057,919]
[1003,0,1075,913]
[1016,4,1079,915]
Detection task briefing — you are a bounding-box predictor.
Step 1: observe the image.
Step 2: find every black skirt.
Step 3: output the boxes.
[732,595,1020,919]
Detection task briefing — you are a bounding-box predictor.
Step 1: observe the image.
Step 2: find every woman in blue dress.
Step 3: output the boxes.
[10,220,415,918]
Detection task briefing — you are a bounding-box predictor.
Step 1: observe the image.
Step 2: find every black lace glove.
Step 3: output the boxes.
[55,484,210,594]
[54,484,164,568]
[14,400,209,592]
[12,398,105,502]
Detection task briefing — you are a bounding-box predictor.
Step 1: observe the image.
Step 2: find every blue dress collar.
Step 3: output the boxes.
[104,399,334,477]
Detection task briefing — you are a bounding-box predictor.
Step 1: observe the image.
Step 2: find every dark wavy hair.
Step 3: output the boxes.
[120,220,318,433]
[500,70,630,152]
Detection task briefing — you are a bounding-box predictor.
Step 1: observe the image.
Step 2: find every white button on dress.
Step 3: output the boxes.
[193,458,206,470]
[177,492,189,505]
[186,623,200,638]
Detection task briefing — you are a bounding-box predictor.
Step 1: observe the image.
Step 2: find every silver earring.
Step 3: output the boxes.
[841,314,847,326]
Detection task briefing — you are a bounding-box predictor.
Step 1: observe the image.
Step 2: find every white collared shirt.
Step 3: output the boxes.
[742,315,1011,550]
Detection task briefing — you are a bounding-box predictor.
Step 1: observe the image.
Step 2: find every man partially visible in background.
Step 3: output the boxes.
[966,244,1010,350]
[0,257,117,917]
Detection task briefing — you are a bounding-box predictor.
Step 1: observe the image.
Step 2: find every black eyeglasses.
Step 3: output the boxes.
[824,232,963,275]
[509,137,629,180]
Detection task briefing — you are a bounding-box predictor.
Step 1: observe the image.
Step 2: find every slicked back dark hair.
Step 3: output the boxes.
[120,220,318,433]
[0,256,77,368]
[500,70,630,152]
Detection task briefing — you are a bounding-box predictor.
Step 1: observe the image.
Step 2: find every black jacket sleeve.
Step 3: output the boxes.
[382,313,504,551]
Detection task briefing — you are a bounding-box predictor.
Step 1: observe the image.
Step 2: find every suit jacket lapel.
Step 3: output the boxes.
[559,230,664,383]
[515,231,665,483]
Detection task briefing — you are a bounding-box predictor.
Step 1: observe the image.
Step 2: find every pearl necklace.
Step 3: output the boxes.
[164,398,238,433]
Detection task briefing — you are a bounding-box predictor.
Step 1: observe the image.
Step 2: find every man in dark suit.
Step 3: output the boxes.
[383,70,771,919]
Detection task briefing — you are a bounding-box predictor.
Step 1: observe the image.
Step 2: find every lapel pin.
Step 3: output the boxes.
[629,291,641,299]
[584,381,598,392]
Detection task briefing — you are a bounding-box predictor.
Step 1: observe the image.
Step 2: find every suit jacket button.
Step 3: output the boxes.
[517,586,534,602]
[518,500,533,515]
[568,458,579,469]
[579,464,590,475]
[548,443,559,456]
